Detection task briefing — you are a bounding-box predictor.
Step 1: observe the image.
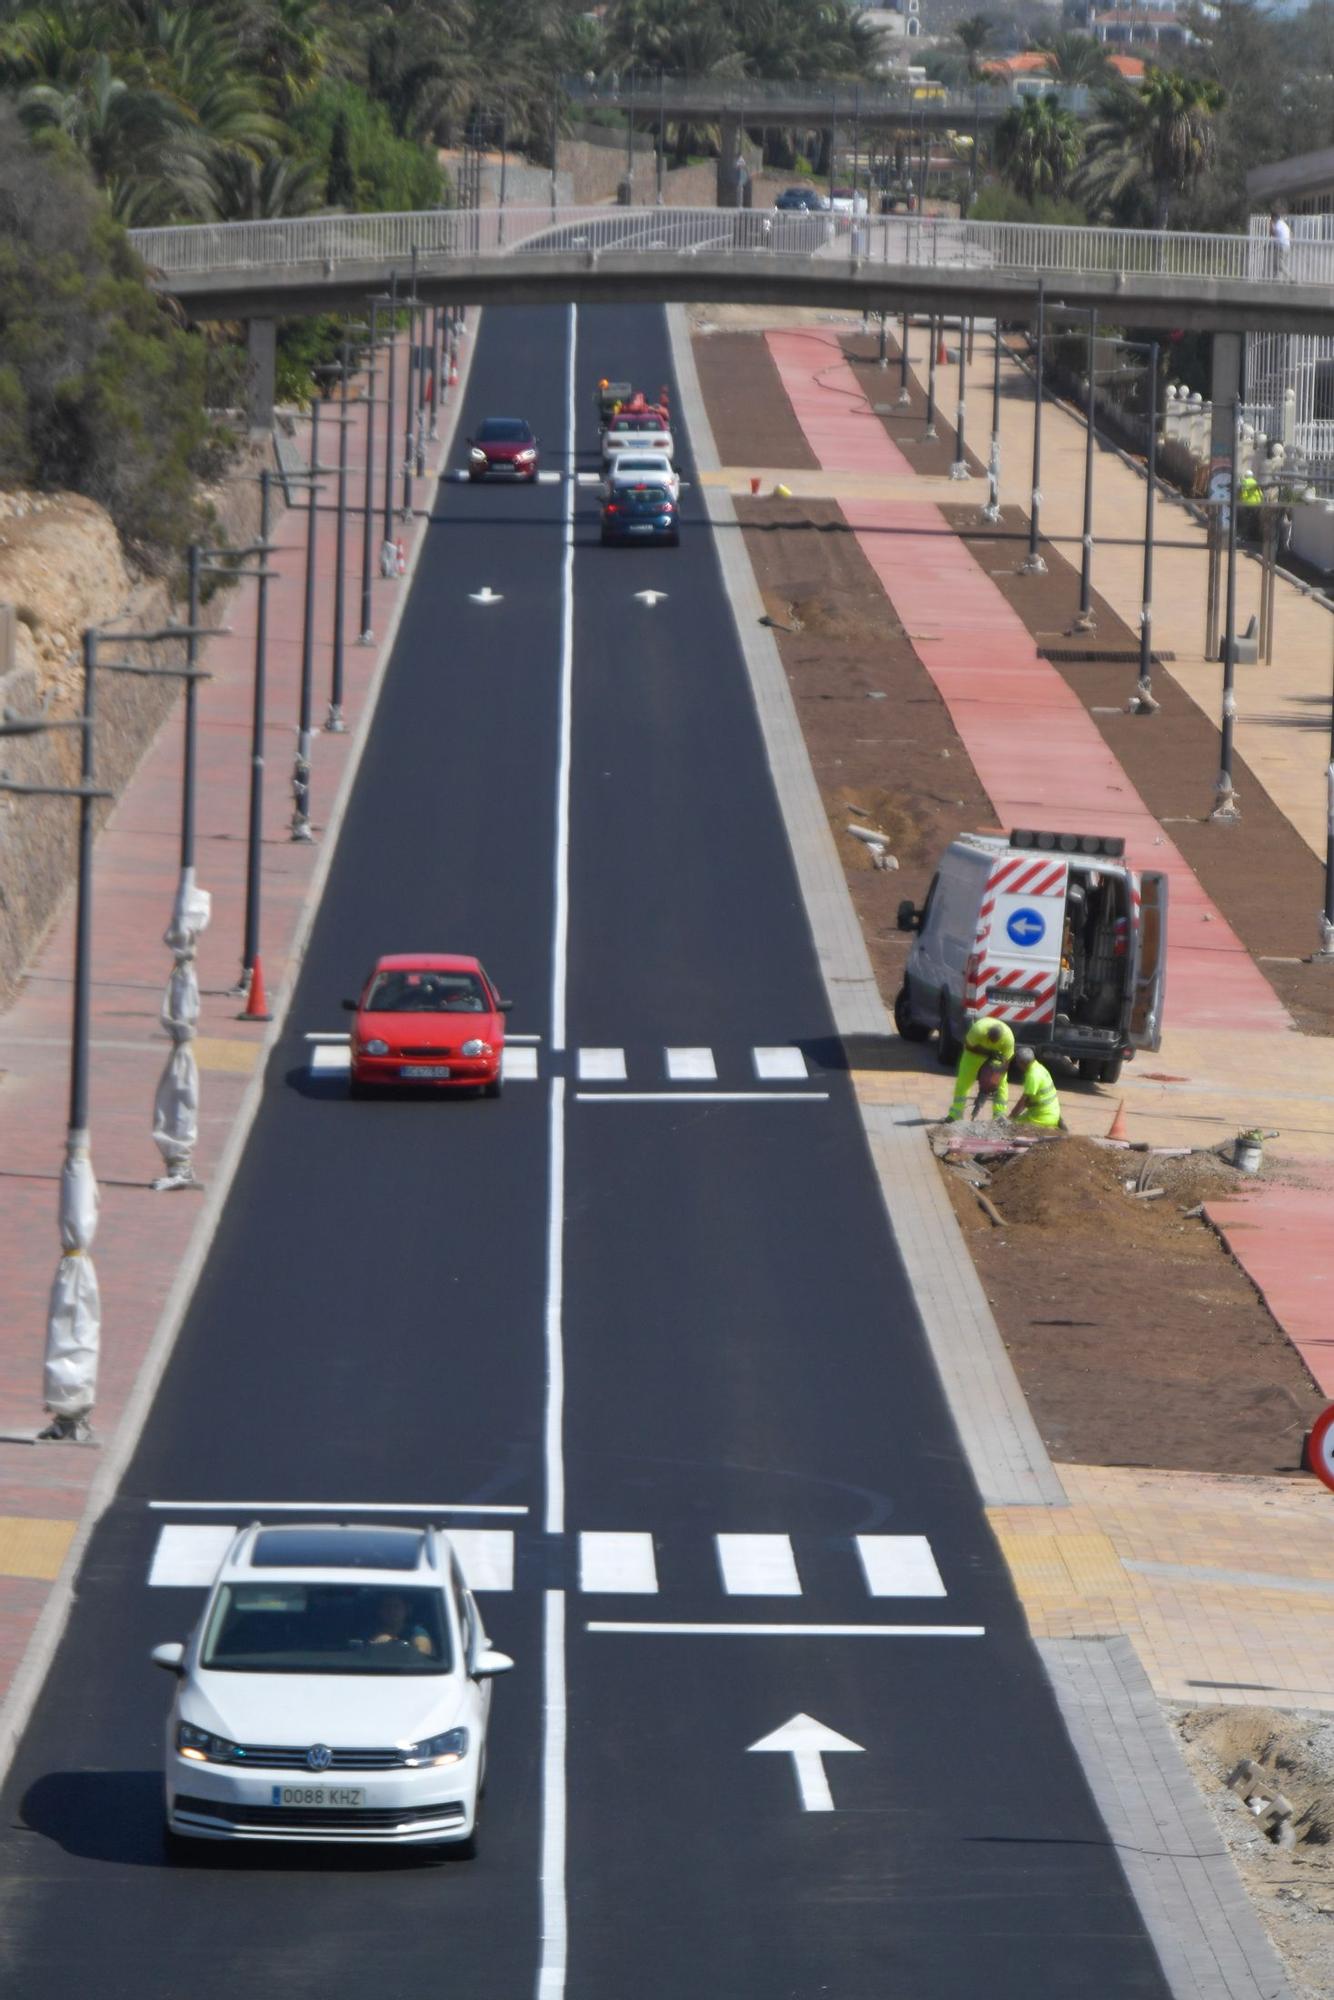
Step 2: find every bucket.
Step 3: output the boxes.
[1233,1129,1263,1175]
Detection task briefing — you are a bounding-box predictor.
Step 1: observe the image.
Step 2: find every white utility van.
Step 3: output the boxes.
[895,827,1167,1084]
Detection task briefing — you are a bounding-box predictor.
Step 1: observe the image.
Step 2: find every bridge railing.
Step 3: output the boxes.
[126,205,1330,291]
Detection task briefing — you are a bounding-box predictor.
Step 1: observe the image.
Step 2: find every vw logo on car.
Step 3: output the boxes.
[306,1743,334,1773]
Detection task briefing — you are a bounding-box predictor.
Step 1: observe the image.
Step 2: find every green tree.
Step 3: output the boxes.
[1033,32,1112,89]
[1078,66,1222,228]
[325,102,354,205]
[994,93,1081,204]
[953,13,995,80]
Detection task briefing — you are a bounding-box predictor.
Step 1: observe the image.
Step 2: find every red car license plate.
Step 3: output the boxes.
[400,1064,451,1078]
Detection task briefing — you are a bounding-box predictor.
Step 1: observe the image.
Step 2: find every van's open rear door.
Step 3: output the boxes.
[1129,871,1168,1050]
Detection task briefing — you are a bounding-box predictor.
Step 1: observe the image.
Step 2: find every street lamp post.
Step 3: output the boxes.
[0,632,111,1440]
[1075,306,1097,630]
[982,319,1002,523]
[1316,616,1334,958]
[626,69,636,199]
[240,473,278,1010]
[326,346,351,733]
[294,396,325,841]
[402,246,419,521]
[382,270,399,575]
[950,319,970,479]
[1213,400,1243,820]
[1020,279,1047,574]
[899,311,911,407]
[656,70,666,205]
[360,299,381,643]
[1131,339,1161,715]
[925,316,938,440]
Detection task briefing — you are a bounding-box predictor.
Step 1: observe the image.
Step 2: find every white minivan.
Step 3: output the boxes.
[894,827,1167,1085]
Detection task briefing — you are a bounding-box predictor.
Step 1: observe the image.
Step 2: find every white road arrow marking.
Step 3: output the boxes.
[747,1712,864,1812]
[634,590,667,607]
[469,585,503,604]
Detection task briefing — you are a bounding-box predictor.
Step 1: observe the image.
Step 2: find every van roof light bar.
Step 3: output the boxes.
[1009,828,1125,860]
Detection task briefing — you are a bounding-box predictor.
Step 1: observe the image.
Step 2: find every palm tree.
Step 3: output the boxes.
[1033,32,1112,90]
[208,146,323,220]
[1078,66,1222,228]
[953,12,994,81]
[994,94,1082,204]
[18,52,209,222]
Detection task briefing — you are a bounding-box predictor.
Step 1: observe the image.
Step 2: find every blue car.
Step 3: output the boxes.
[601,484,680,547]
[775,186,828,212]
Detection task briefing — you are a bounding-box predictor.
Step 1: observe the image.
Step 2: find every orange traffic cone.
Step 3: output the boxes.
[395,539,406,576]
[750,475,761,495]
[239,955,272,1022]
[1106,1098,1128,1141]
[448,357,459,387]
[937,329,949,366]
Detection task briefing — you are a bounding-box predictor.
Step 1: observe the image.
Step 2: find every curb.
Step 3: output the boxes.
[0,315,482,1794]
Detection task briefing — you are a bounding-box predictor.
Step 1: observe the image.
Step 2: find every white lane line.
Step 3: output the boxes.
[550,303,576,1055]
[537,470,562,483]
[503,1046,539,1081]
[147,1500,530,1515]
[576,1091,828,1104]
[587,1623,986,1638]
[448,1529,515,1592]
[665,1047,716,1081]
[579,1532,659,1594]
[577,1047,627,1081]
[148,1525,236,1586]
[538,1590,568,2000]
[305,1032,350,1044]
[507,1034,543,1044]
[716,1533,802,1596]
[856,1535,947,1598]
[545,1076,566,1536]
[753,1046,809,1080]
[311,1044,350,1073]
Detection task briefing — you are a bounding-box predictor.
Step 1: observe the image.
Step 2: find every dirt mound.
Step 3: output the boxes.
[986,1136,1156,1239]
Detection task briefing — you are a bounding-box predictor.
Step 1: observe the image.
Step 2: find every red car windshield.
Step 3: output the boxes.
[365,971,489,1013]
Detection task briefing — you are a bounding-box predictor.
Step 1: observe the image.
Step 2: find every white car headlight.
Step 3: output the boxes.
[362,1037,389,1056]
[516,448,536,460]
[460,1038,491,1058]
[401,1727,469,1768]
[470,447,487,461]
[178,1721,242,1764]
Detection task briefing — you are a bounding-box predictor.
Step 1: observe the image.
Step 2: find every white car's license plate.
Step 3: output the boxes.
[272,1785,367,1808]
[400,1064,450,1078]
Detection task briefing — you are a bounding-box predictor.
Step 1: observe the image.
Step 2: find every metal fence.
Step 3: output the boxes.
[127,204,1331,290]
[1245,212,1334,465]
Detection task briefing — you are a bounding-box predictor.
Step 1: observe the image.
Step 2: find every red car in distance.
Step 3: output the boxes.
[467,416,539,481]
[344,954,511,1096]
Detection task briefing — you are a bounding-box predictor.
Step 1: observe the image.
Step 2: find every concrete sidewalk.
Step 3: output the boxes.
[0,325,473,1761]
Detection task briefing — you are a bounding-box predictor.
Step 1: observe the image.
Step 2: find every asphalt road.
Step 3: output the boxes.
[0,302,1171,1998]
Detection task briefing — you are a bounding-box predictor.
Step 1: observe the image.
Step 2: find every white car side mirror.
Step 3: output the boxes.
[151,1641,186,1675]
[473,1647,514,1678]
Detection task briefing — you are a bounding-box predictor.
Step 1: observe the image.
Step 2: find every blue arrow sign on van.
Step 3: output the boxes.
[1006,907,1046,948]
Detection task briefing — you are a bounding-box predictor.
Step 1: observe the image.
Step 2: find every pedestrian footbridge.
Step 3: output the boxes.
[128,205,1334,336]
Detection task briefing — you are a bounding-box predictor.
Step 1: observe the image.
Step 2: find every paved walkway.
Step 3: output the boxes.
[763,326,1334,1404]
[0,327,469,1754]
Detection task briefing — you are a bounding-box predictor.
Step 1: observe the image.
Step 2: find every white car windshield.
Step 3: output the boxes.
[201,1582,452,1675]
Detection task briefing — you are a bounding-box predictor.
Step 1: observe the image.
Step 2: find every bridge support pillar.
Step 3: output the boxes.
[718,114,743,209]
[1210,332,1242,458]
[245,316,277,433]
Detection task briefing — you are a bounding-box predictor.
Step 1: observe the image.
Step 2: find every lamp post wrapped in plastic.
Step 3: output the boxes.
[152,868,210,1190]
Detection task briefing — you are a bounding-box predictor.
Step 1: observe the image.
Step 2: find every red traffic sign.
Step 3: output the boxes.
[1307,1404,1334,1494]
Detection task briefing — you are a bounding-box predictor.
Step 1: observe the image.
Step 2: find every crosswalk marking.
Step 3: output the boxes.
[310,1043,350,1074]
[752,1046,808,1081]
[146,1524,946,1600]
[502,1046,539,1081]
[855,1535,947,1598]
[665,1047,717,1081]
[716,1533,802,1596]
[448,1528,515,1593]
[579,1531,659,1594]
[578,1047,627,1081]
[149,1525,238,1587]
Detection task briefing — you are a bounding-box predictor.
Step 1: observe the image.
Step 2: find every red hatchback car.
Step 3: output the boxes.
[467,416,539,481]
[344,954,511,1096]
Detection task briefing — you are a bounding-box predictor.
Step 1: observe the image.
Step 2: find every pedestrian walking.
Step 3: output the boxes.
[947,1016,1014,1122]
[1009,1046,1063,1128]
[1270,204,1292,281]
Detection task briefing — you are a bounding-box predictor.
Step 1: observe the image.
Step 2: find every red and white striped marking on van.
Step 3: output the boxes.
[964,851,1067,1025]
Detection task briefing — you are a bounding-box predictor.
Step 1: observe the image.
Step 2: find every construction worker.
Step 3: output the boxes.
[947,1016,1014,1122]
[1010,1045,1063,1128]
[1237,467,1264,541]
